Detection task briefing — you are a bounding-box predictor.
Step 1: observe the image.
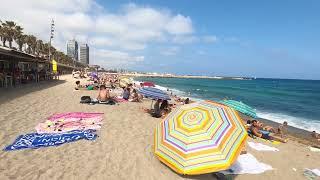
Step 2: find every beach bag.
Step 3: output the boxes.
[80,96,91,103]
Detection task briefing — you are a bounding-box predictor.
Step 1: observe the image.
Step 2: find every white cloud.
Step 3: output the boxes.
[0,0,196,67]
[92,49,144,68]
[161,46,180,56]
[172,35,198,44]
[202,35,218,43]
[165,14,193,35]
[172,35,218,44]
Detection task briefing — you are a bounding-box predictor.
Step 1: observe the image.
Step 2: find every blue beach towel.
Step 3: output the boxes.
[4,130,97,151]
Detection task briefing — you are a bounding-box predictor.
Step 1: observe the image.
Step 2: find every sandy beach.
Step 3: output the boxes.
[0,75,319,180]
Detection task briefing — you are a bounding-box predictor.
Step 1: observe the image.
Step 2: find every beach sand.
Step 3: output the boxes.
[0,75,319,180]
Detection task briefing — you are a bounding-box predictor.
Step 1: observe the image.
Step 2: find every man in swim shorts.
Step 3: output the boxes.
[250,120,288,143]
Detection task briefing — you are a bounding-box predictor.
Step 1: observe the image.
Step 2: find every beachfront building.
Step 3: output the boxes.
[66,40,78,62]
[79,44,89,65]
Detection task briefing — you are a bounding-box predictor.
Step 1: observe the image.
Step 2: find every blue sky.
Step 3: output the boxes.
[96,0,320,79]
[1,0,319,79]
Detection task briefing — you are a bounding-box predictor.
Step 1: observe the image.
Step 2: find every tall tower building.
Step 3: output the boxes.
[79,44,89,65]
[66,39,78,61]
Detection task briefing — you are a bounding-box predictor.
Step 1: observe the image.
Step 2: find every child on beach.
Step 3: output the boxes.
[311,131,320,141]
[277,121,288,138]
[75,81,83,90]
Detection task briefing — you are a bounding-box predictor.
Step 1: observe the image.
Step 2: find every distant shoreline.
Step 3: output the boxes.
[122,73,253,80]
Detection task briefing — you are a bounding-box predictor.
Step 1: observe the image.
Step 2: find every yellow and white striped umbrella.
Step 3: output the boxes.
[154,100,247,175]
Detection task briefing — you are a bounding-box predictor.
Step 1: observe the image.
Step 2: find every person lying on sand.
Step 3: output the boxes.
[97,85,110,102]
[277,121,288,138]
[259,121,276,133]
[250,120,288,143]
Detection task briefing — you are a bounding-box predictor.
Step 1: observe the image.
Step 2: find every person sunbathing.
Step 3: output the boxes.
[122,87,130,100]
[130,89,141,102]
[160,100,170,117]
[152,99,162,118]
[250,120,288,143]
[97,85,110,102]
[258,121,276,133]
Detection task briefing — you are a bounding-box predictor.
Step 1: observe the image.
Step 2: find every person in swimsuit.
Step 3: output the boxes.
[250,120,288,143]
[97,85,110,102]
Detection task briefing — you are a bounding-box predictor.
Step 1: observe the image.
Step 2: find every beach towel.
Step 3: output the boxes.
[4,130,97,151]
[308,146,320,152]
[221,153,273,175]
[248,141,279,152]
[114,97,128,103]
[304,169,320,180]
[48,112,103,121]
[36,112,104,134]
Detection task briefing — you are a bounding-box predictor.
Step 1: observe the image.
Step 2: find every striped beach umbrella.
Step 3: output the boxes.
[138,87,171,100]
[154,100,247,175]
[219,100,257,118]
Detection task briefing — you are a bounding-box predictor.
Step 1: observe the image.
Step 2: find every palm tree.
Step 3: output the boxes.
[42,42,50,59]
[3,21,17,48]
[29,35,37,54]
[24,35,32,53]
[25,35,37,54]
[0,20,7,47]
[14,25,25,51]
[36,39,43,55]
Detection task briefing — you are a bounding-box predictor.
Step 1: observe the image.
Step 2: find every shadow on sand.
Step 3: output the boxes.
[0,79,66,105]
[160,161,238,180]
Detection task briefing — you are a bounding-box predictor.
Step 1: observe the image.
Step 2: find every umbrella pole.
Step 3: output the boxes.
[151,100,154,109]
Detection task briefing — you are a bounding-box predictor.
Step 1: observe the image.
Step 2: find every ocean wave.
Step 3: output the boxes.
[257,110,320,132]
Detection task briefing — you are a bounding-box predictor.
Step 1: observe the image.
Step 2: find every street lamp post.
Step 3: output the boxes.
[48,19,55,63]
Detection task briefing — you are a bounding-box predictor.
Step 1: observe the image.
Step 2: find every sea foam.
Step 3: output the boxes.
[257,110,320,132]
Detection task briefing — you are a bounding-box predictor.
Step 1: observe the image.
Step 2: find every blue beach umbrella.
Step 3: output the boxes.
[219,100,257,118]
[138,87,171,100]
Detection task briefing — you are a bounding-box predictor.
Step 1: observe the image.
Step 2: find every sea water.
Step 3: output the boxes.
[135,77,320,132]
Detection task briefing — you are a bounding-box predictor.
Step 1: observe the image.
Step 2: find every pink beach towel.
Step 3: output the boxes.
[114,97,128,103]
[36,112,104,134]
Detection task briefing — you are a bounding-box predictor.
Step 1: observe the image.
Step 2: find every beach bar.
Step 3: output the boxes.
[0,46,85,87]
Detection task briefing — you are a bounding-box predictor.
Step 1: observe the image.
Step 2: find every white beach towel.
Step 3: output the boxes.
[248,141,279,152]
[308,146,320,152]
[304,168,320,179]
[310,169,320,176]
[221,153,273,175]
